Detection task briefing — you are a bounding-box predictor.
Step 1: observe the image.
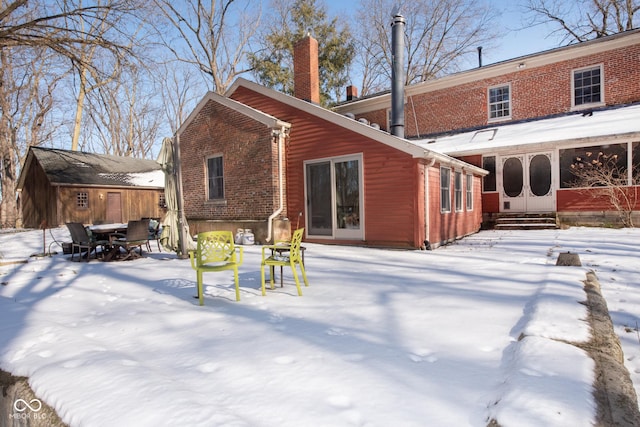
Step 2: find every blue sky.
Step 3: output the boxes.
[324,0,565,66]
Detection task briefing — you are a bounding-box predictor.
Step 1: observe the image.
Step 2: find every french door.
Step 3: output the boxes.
[305,155,364,240]
[500,152,555,212]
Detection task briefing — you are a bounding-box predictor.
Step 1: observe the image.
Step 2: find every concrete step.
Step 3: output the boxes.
[492,214,559,230]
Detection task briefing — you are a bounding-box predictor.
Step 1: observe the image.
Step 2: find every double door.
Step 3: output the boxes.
[500,152,555,212]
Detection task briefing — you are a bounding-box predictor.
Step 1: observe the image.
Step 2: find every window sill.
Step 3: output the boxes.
[488,116,512,124]
[205,199,227,206]
[570,102,605,112]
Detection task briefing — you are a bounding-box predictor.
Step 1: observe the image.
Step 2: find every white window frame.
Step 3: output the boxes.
[488,83,512,122]
[454,171,463,212]
[440,167,451,213]
[304,153,364,240]
[466,173,473,211]
[571,64,605,110]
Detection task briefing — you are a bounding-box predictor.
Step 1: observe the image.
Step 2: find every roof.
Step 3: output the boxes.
[416,103,640,156]
[335,28,640,115]
[225,78,487,175]
[177,91,291,136]
[17,147,164,190]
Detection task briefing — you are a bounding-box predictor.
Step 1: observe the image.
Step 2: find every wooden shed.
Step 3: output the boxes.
[17,147,166,228]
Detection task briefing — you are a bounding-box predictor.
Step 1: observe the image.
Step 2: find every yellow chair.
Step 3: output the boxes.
[189,231,244,305]
[261,228,308,296]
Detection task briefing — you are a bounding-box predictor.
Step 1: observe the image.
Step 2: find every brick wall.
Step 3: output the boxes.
[179,99,284,222]
[293,36,320,104]
[353,43,640,138]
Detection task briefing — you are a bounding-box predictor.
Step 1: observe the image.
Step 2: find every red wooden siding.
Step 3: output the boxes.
[427,166,483,246]
[231,87,423,247]
[557,187,640,211]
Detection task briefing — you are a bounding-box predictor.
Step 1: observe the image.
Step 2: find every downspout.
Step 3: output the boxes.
[266,126,287,242]
[424,157,436,249]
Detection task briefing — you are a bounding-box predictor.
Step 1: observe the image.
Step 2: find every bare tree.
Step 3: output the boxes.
[158,63,200,136]
[0,47,65,227]
[570,150,640,227]
[0,0,136,67]
[524,0,639,43]
[153,0,262,94]
[352,0,499,95]
[80,63,163,158]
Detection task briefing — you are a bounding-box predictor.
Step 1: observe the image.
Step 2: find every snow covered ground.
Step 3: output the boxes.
[0,226,639,426]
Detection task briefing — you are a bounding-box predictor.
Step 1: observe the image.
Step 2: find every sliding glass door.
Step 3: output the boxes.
[305,155,363,240]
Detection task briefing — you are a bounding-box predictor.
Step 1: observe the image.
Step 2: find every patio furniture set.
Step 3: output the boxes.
[66,218,162,262]
[66,222,309,305]
[189,228,309,306]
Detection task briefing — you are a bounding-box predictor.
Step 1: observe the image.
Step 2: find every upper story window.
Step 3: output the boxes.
[207,155,224,200]
[573,65,603,108]
[488,84,511,121]
[76,192,88,209]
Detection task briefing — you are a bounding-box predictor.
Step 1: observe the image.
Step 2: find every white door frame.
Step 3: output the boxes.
[499,151,555,212]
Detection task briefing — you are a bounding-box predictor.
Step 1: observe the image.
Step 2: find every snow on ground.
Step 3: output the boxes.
[0,226,638,427]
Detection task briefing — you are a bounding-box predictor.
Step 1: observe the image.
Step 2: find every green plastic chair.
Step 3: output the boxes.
[189,231,244,305]
[260,228,308,296]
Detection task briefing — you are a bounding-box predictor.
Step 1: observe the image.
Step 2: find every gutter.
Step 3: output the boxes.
[266,126,288,242]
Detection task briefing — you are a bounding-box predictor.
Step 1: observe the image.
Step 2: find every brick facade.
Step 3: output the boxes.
[179,98,286,225]
[340,32,640,138]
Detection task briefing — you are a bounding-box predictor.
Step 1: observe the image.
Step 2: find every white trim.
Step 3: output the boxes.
[304,153,365,240]
[440,167,452,213]
[466,173,474,211]
[334,29,640,116]
[177,91,291,136]
[226,78,487,176]
[571,63,605,110]
[487,82,512,122]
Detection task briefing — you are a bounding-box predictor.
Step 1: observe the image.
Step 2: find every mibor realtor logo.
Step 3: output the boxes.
[11,398,49,421]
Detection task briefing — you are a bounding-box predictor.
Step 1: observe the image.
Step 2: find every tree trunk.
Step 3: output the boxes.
[0,139,18,228]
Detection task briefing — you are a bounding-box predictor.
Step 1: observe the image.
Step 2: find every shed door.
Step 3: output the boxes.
[106,192,122,223]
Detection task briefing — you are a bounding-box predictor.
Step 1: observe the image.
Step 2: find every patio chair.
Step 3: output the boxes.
[189,231,244,305]
[109,219,151,261]
[260,228,308,296]
[143,218,162,252]
[66,222,107,262]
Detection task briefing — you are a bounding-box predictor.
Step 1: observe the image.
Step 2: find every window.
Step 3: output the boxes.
[76,192,88,209]
[159,193,166,209]
[207,156,224,200]
[488,84,511,120]
[573,65,602,107]
[454,171,463,211]
[440,167,451,213]
[482,156,496,192]
[466,174,473,211]
[559,143,628,188]
[305,154,363,240]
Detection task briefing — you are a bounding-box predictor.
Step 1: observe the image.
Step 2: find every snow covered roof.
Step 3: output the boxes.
[415,103,640,156]
[18,146,164,190]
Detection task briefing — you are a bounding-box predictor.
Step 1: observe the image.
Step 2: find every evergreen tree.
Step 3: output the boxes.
[248,0,354,106]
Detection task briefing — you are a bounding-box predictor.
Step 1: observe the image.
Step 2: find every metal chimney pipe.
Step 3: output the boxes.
[390,14,405,138]
[477,46,483,68]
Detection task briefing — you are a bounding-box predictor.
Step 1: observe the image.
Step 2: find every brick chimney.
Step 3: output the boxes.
[294,35,320,104]
[346,85,358,101]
